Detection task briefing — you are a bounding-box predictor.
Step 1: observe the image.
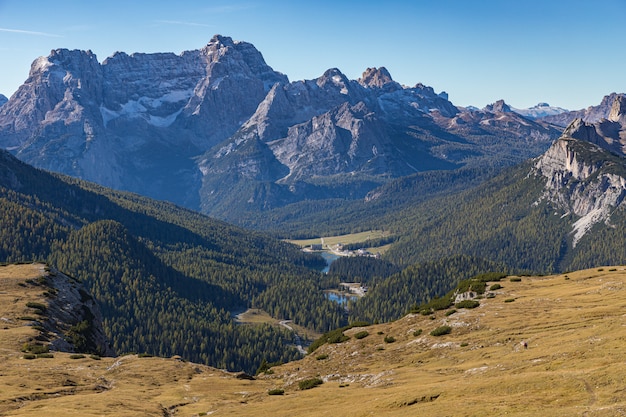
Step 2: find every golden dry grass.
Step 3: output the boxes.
[1,264,625,416]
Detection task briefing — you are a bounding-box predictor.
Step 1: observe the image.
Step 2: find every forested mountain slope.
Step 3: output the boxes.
[382,96,626,273]
[0,149,345,373]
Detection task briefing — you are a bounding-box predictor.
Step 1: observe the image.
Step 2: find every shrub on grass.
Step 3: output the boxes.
[298,378,323,390]
[455,300,480,309]
[315,354,328,360]
[354,331,369,340]
[489,283,502,291]
[22,343,49,354]
[23,354,36,360]
[445,309,457,316]
[89,354,101,360]
[37,353,54,358]
[510,277,522,282]
[504,298,515,303]
[25,302,47,314]
[308,322,371,353]
[70,354,85,359]
[413,329,423,337]
[430,326,452,337]
[268,388,284,395]
[384,336,396,343]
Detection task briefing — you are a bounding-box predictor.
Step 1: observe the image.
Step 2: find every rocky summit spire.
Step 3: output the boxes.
[608,94,626,124]
[359,67,393,87]
[483,99,512,113]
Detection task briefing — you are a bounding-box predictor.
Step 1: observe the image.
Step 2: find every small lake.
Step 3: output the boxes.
[319,252,340,273]
[324,291,358,306]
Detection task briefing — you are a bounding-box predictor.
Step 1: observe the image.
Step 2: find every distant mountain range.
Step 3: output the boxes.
[511,102,569,119]
[0,35,564,222]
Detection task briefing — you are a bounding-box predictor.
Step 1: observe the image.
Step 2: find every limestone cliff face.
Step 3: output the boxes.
[0,36,562,217]
[534,96,626,246]
[34,265,114,356]
[0,36,286,208]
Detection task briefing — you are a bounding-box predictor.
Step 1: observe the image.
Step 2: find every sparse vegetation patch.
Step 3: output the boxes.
[430,326,452,337]
[308,322,370,353]
[455,300,480,309]
[298,377,323,390]
[354,330,369,339]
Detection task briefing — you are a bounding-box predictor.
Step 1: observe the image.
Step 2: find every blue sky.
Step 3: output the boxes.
[0,0,623,109]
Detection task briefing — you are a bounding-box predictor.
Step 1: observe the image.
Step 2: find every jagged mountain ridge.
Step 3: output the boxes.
[538,92,626,127]
[0,35,561,220]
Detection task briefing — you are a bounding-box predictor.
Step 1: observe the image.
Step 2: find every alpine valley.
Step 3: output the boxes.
[2,35,626,416]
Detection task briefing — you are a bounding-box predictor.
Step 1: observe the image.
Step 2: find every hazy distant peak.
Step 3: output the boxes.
[483,99,512,113]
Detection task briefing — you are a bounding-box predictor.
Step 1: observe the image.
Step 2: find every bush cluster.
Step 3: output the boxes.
[430,326,452,337]
[298,377,323,390]
[308,322,370,353]
[455,300,480,309]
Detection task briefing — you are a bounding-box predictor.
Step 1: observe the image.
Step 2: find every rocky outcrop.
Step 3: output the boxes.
[483,99,512,113]
[358,67,401,91]
[24,264,114,356]
[534,95,626,246]
[269,102,393,180]
[0,94,7,107]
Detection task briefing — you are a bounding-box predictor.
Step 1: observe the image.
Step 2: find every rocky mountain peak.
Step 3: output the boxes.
[0,94,7,107]
[535,101,626,247]
[608,94,626,123]
[358,67,400,91]
[483,99,512,113]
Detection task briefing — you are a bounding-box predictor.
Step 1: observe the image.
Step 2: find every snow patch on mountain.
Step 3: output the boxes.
[99,89,194,127]
[512,103,569,119]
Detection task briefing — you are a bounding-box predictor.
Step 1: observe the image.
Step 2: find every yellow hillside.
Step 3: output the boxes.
[0,264,624,416]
